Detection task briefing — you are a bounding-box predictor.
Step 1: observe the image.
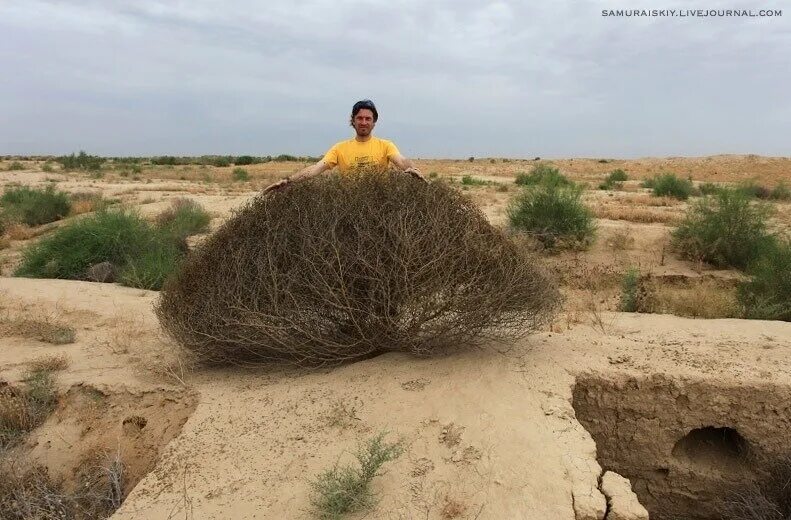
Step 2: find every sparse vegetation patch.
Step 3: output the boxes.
[647,173,694,200]
[309,433,403,519]
[1,185,71,226]
[672,188,775,269]
[508,183,596,249]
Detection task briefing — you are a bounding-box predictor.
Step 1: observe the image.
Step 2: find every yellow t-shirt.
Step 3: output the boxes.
[321,137,400,173]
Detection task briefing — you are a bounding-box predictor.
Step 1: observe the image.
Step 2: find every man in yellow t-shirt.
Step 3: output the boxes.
[264,100,423,192]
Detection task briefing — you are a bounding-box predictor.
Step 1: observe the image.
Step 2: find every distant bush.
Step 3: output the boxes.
[232,167,250,181]
[599,169,628,190]
[15,209,184,290]
[234,155,255,165]
[1,185,71,226]
[771,182,791,201]
[514,164,572,188]
[649,173,694,200]
[736,180,772,200]
[738,239,791,321]
[672,188,775,269]
[151,156,180,166]
[698,182,721,196]
[508,183,595,249]
[57,151,105,171]
[41,162,55,173]
[157,168,560,365]
[155,198,211,240]
[7,161,25,171]
[274,154,298,162]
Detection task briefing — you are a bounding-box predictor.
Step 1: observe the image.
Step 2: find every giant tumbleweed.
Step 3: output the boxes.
[156,168,559,365]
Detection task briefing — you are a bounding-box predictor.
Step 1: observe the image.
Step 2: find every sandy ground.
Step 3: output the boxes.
[1,155,791,519]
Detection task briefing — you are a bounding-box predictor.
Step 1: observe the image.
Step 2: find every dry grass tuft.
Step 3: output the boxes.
[158,168,560,366]
[1,371,57,449]
[69,192,105,215]
[0,316,76,345]
[607,227,635,250]
[27,354,70,373]
[594,206,681,225]
[5,224,36,241]
[650,278,741,318]
[441,497,468,519]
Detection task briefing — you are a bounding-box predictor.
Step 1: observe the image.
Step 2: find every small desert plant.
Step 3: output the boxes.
[1,185,71,226]
[232,167,249,181]
[0,370,57,449]
[599,169,628,190]
[648,173,694,200]
[155,198,211,240]
[515,163,572,188]
[69,191,108,215]
[7,161,25,171]
[0,317,76,344]
[739,239,791,321]
[15,209,184,289]
[157,168,560,365]
[309,432,403,519]
[508,183,596,249]
[619,267,641,312]
[41,162,55,173]
[770,182,791,201]
[698,182,721,196]
[672,188,775,269]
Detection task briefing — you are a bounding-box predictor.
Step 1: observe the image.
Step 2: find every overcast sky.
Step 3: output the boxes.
[1,1,788,158]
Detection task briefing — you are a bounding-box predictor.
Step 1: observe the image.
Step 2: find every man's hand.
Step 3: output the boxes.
[263,177,291,194]
[404,167,426,182]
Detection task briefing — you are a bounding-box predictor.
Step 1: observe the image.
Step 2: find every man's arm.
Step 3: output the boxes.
[389,154,424,180]
[263,160,331,193]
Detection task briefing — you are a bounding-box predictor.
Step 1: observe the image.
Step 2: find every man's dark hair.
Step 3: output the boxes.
[351,99,378,123]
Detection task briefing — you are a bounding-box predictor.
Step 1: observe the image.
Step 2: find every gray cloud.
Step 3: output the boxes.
[1,0,788,157]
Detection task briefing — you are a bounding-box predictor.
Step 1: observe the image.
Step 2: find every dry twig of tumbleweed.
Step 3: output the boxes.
[156,168,560,366]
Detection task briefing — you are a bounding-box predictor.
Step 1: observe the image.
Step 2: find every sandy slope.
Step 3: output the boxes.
[3,278,789,519]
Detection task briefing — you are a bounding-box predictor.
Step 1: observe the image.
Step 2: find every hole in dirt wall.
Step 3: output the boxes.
[572,373,791,520]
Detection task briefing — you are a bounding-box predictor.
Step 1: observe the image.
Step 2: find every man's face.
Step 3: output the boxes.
[352,109,375,137]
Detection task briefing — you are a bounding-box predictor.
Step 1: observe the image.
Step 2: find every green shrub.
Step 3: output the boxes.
[508,183,595,248]
[1,185,71,226]
[41,162,55,173]
[672,188,775,269]
[771,182,791,201]
[118,234,184,290]
[736,180,771,200]
[15,209,184,289]
[234,155,255,165]
[460,175,489,186]
[739,239,791,321]
[619,267,641,312]
[309,433,403,519]
[57,151,104,171]
[274,154,298,162]
[7,161,25,171]
[232,167,250,181]
[640,178,656,189]
[599,169,628,190]
[698,182,721,196]
[514,164,572,188]
[155,198,211,239]
[649,173,694,200]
